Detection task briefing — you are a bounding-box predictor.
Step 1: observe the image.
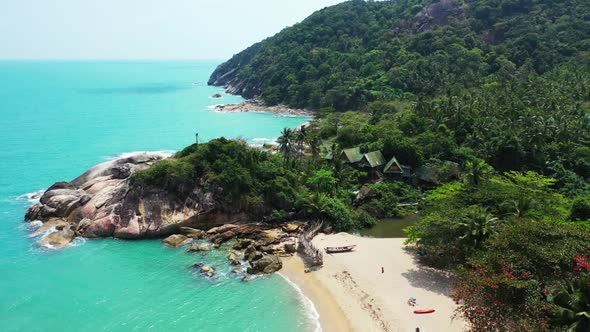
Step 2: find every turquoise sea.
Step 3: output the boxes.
[0,61,317,331]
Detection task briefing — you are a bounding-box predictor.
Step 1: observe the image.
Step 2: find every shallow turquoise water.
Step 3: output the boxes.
[0,61,315,331]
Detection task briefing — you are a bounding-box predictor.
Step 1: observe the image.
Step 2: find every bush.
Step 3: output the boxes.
[352,208,377,229]
[324,198,354,231]
[364,181,419,218]
[570,195,590,221]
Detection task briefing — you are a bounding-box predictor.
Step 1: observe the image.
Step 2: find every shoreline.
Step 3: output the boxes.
[281,256,355,332]
[213,99,315,117]
[282,233,467,332]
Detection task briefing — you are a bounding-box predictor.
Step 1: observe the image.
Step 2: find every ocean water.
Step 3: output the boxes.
[0,61,316,331]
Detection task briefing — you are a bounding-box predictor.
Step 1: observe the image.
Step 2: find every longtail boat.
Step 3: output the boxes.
[324,245,356,253]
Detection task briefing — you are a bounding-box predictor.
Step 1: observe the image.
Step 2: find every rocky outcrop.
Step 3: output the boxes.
[214,99,313,117]
[25,153,256,248]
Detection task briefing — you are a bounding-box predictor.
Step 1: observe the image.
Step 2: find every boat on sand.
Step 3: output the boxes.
[324,245,356,253]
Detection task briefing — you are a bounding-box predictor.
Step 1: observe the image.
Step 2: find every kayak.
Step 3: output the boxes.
[414,309,436,314]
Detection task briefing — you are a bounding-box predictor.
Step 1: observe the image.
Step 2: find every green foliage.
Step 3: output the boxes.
[362,181,419,218]
[211,0,590,111]
[307,169,337,194]
[131,138,299,212]
[407,171,572,266]
[323,197,354,231]
[352,208,377,229]
[548,275,590,332]
[571,195,590,221]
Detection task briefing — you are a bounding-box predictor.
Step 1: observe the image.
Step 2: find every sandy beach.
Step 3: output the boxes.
[281,233,467,332]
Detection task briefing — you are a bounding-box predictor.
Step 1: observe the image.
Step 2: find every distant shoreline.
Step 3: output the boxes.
[213,99,315,117]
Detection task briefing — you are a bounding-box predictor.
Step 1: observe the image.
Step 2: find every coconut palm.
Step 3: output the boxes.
[548,275,590,332]
[458,207,501,248]
[276,127,295,162]
[294,127,307,159]
[308,135,321,160]
[302,192,329,220]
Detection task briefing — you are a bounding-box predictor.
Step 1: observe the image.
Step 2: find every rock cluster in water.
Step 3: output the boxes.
[165,223,303,276]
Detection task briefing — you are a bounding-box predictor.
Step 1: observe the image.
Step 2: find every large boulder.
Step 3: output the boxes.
[162,234,190,247]
[247,254,283,274]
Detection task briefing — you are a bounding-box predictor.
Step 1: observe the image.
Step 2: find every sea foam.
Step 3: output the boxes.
[17,190,45,204]
[103,150,175,161]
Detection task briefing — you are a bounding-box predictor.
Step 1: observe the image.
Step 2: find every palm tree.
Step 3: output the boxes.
[308,136,321,160]
[294,127,307,159]
[458,207,501,248]
[463,159,494,187]
[500,196,535,219]
[548,275,590,332]
[302,192,329,221]
[276,128,295,162]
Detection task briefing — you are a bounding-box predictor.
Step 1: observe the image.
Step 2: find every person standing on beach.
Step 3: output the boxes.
[381,266,384,273]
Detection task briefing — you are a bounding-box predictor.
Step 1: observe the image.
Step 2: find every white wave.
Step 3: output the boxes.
[29,225,57,238]
[208,104,222,111]
[103,150,175,161]
[28,220,43,230]
[278,273,322,332]
[17,190,45,204]
[250,137,277,145]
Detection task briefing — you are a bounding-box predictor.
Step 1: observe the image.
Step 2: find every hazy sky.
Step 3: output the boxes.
[0,0,346,60]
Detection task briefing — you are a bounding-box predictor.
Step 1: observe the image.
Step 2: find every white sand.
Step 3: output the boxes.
[282,233,467,332]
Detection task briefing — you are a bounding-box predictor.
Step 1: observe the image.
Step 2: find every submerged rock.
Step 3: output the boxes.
[187,242,212,252]
[200,265,214,273]
[242,275,256,282]
[38,225,76,249]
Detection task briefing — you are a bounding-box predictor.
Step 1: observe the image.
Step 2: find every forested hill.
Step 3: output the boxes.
[209,0,590,110]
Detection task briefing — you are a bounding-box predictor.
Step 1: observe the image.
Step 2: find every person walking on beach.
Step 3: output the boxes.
[381,266,384,273]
